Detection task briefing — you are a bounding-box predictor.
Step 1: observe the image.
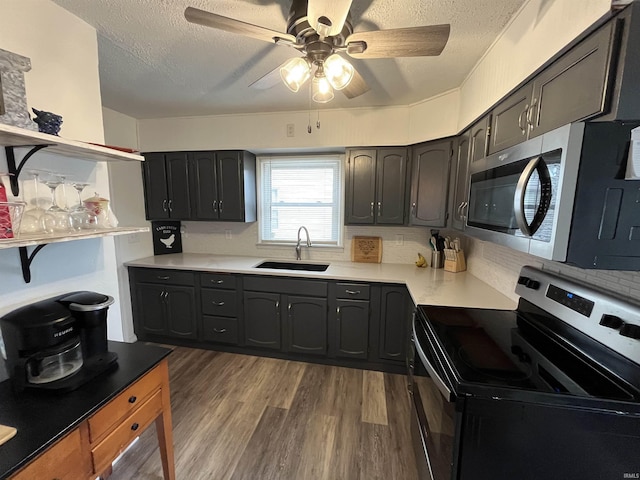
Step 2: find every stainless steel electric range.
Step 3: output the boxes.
[407,266,640,480]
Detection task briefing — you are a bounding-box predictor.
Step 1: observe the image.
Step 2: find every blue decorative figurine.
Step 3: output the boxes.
[32,108,63,135]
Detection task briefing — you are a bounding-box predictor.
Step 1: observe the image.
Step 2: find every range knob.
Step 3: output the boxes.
[599,314,624,329]
[620,323,640,340]
[517,276,540,290]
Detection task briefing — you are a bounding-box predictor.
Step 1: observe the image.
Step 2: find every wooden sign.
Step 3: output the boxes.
[351,236,382,263]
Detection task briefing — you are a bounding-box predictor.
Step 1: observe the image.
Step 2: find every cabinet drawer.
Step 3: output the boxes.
[133,268,195,286]
[11,429,86,480]
[91,389,163,474]
[244,276,327,296]
[335,283,370,300]
[202,316,239,344]
[88,365,162,443]
[200,272,237,289]
[201,289,237,317]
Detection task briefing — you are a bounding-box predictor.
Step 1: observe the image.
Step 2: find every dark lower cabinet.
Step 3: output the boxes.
[286,296,327,355]
[243,291,281,350]
[333,299,369,359]
[378,286,410,362]
[133,282,197,340]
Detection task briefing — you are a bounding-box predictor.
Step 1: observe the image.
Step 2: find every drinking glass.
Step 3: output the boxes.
[41,174,73,233]
[69,181,98,230]
[20,170,47,234]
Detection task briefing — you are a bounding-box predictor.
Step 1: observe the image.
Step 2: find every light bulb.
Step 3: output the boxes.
[280,57,311,92]
[312,75,334,103]
[324,54,355,90]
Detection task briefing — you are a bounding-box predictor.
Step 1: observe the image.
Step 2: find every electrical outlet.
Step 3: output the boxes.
[286,124,295,137]
[395,234,404,246]
[225,229,232,240]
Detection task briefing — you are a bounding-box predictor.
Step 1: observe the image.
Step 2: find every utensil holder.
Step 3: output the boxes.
[444,249,466,273]
[431,250,444,269]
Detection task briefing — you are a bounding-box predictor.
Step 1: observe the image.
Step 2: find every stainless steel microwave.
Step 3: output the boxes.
[465,121,640,269]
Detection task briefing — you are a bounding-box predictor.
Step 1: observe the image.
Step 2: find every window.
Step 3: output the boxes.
[258,155,343,246]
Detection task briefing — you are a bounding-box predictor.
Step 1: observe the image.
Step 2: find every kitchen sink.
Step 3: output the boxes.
[255,261,330,272]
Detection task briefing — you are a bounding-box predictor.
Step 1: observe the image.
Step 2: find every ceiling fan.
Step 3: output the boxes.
[184,0,450,103]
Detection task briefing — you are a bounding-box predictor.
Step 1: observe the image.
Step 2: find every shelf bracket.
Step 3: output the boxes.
[18,244,47,283]
[5,144,52,196]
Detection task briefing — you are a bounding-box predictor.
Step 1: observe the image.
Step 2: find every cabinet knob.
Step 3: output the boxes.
[131,422,140,431]
[128,395,137,404]
[213,200,218,212]
[219,200,223,213]
[527,98,538,129]
[168,199,173,212]
[157,275,170,280]
[377,202,381,216]
[518,106,528,134]
[370,202,374,217]
[162,199,168,212]
[212,301,225,306]
[212,279,224,284]
[213,328,227,334]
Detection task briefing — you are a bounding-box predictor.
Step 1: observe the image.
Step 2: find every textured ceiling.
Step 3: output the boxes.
[51,0,527,119]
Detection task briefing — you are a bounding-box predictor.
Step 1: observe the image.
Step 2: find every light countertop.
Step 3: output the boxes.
[125,253,517,310]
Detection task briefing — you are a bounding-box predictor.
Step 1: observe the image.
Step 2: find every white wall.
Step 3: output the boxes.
[0,1,123,380]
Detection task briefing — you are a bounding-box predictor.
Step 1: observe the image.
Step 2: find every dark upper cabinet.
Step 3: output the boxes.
[189,150,256,222]
[378,286,410,362]
[244,291,281,350]
[345,147,407,225]
[285,296,327,355]
[409,139,453,227]
[142,152,191,220]
[488,85,532,155]
[470,116,491,163]
[334,299,369,360]
[450,131,470,231]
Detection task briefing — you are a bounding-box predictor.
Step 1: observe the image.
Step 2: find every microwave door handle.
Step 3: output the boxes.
[412,321,454,402]
[514,156,552,237]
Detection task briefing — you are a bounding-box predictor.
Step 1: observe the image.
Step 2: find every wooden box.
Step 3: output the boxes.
[351,236,382,263]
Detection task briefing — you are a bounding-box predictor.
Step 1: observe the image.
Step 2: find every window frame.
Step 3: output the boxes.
[256,154,345,248]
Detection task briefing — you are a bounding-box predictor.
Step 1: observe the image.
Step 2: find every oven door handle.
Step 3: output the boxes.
[513,155,552,237]
[412,321,454,402]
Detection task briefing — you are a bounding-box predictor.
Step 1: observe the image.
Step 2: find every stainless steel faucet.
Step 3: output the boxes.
[295,226,312,260]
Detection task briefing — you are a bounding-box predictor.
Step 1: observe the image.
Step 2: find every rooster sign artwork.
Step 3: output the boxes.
[152,221,182,255]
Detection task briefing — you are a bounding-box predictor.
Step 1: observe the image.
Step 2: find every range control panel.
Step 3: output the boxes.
[546,284,595,317]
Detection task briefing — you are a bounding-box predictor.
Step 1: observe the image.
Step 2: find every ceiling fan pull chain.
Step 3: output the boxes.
[308,84,313,134]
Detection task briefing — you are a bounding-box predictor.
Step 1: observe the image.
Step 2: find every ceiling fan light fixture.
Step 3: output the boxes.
[280,57,311,92]
[312,74,334,103]
[324,54,355,90]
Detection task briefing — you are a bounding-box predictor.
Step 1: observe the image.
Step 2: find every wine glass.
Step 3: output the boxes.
[69,181,98,230]
[40,174,73,233]
[20,170,47,234]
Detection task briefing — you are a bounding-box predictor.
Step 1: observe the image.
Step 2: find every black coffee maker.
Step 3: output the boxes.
[0,291,118,392]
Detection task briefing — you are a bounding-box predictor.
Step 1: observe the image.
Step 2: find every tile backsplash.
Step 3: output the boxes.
[463,235,640,304]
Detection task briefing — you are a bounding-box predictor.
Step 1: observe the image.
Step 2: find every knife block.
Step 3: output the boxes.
[444,249,466,273]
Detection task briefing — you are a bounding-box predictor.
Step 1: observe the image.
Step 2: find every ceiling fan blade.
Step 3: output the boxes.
[342,68,370,99]
[249,63,285,90]
[184,7,297,46]
[307,0,353,37]
[346,24,450,59]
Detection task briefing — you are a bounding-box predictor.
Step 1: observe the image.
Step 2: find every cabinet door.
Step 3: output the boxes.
[410,139,452,227]
[488,85,532,155]
[345,149,376,224]
[378,286,409,362]
[217,151,245,221]
[133,283,167,336]
[469,115,491,163]
[530,21,617,137]
[376,148,407,224]
[334,299,369,359]
[451,131,470,231]
[141,153,169,220]
[165,152,191,219]
[190,151,219,220]
[286,296,327,355]
[244,292,281,350]
[164,285,197,339]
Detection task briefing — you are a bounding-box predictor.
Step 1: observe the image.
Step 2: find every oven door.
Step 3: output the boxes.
[408,312,457,480]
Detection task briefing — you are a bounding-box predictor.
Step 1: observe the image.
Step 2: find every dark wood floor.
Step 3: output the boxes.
[109,345,418,480]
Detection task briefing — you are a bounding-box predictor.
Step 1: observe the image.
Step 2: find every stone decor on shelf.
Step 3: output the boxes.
[0,48,36,131]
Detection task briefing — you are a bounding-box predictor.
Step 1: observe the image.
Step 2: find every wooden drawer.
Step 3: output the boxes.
[202,316,239,344]
[335,283,370,300]
[91,389,163,474]
[11,429,87,480]
[133,268,195,286]
[201,288,237,317]
[200,272,237,289]
[88,365,162,443]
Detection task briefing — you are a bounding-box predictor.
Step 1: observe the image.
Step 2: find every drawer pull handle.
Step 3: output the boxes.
[345,290,361,295]
[157,275,170,280]
[212,279,224,284]
[212,301,225,306]
[213,328,227,333]
[131,422,140,431]
[128,395,137,404]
